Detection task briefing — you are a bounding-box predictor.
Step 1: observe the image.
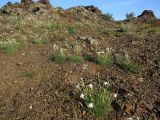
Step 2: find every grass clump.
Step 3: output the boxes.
[67,55,83,64]
[67,27,76,35]
[0,39,20,54]
[41,23,63,31]
[115,59,143,73]
[51,52,66,64]
[96,53,113,66]
[32,39,48,45]
[76,82,112,118]
[22,70,36,78]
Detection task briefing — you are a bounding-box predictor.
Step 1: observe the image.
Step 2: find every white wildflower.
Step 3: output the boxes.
[87,103,94,108]
[97,50,105,55]
[113,93,118,98]
[128,118,134,120]
[60,48,65,54]
[53,44,59,50]
[103,81,110,86]
[88,84,93,89]
[80,93,85,99]
[136,117,140,120]
[106,47,111,52]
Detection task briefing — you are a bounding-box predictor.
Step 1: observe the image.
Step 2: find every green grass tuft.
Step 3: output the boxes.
[51,53,66,64]
[0,40,20,54]
[96,54,113,66]
[67,27,76,35]
[66,55,83,64]
[22,70,36,78]
[32,39,48,45]
[115,59,143,73]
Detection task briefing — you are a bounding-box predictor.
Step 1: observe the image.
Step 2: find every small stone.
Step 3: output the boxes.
[21,53,25,56]
[29,105,33,110]
[16,62,23,66]
[82,110,86,115]
[138,77,144,82]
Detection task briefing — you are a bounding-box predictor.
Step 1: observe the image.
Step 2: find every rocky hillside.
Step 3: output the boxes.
[0,1,160,120]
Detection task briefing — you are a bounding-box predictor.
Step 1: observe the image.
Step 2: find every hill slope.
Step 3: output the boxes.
[0,1,160,120]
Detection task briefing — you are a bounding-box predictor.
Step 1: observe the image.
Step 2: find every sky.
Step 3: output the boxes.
[0,0,160,20]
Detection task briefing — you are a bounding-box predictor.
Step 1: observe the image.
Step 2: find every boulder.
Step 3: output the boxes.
[125,10,157,23]
[84,5,102,15]
[21,0,33,3]
[137,10,156,22]
[0,9,10,15]
[38,0,50,5]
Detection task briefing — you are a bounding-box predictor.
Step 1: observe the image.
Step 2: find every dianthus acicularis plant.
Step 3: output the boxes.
[0,39,20,54]
[76,81,113,118]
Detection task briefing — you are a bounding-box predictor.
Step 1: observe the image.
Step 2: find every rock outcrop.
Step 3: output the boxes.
[137,10,156,22]
[66,5,102,21]
[126,10,157,23]
[38,0,50,5]
[0,9,10,15]
[21,0,33,4]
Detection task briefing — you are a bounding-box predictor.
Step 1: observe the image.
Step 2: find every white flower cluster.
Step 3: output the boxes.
[97,47,112,55]
[53,44,59,50]
[76,82,94,109]
[97,50,105,55]
[53,44,66,54]
[87,103,94,108]
[103,81,110,87]
[88,84,93,89]
[0,39,19,48]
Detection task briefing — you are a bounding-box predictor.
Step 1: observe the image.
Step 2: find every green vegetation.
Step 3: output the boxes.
[22,70,36,78]
[32,38,48,45]
[51,52,84,64]
[101,13,114,21]
[41,23,64,31]
[76,83,112,118]
[96,54,113,66]
[67,55,83,64]
[101,28,116,37]
[115,59,143,73]
[125,12,135,20]
[0,39,20,54]
[51,52,66,64]
[67,27,76,35]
